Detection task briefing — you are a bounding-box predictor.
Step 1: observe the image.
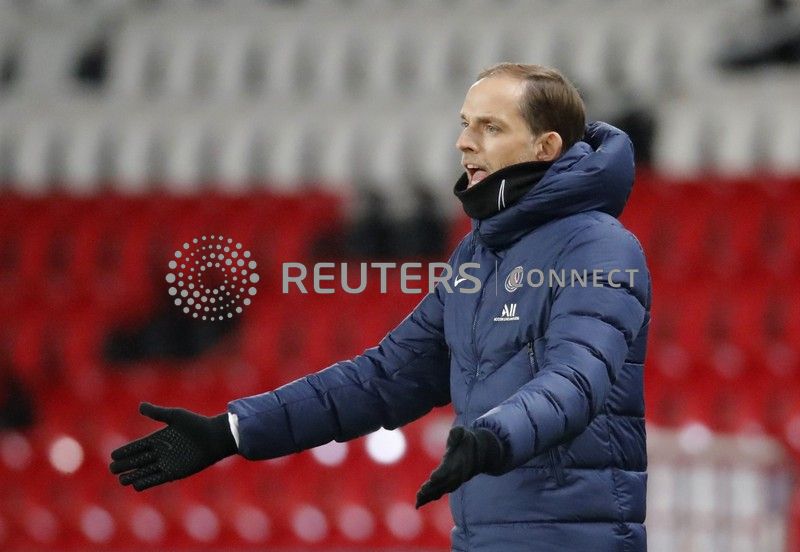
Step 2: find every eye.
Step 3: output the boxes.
[486,125,499,134]
[460,121,468,128]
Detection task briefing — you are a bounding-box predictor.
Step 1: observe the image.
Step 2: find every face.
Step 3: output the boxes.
[457,75,543,188]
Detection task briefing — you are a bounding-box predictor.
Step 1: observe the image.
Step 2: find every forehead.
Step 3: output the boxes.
[460,75,527,121]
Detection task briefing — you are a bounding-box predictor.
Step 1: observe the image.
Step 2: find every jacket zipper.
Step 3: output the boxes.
[459,377,477,547]
[460,251,494,547]
[471,282,489,378]
[527,340,536,377]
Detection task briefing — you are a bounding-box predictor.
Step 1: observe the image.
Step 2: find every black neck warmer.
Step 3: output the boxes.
[453,161,554,220]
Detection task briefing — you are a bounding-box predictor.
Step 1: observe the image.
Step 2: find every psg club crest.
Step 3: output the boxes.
[504,266,524,293]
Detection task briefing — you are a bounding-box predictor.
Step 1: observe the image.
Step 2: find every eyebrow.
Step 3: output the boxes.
[460,113,505,126]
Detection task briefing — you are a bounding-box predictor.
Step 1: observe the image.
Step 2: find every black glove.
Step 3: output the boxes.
[109,402,238,491]
[415,426,504,509]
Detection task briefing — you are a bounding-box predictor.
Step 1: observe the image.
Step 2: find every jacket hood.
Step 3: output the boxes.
[472,121,635,250]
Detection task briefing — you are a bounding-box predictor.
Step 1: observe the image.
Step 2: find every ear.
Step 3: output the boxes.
[534,131,563,162]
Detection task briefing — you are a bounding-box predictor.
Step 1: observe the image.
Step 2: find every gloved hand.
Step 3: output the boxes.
[415,426,504,508]
[109,402,238,491]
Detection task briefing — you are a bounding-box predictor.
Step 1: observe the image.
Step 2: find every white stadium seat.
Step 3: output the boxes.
[314,113,361,190]
[556,12,616,97]
[406,108,462,212]
[503,16,560,74]
[664,11,729,92]
[160,115,211,193]
[708,104,764,177]
[765,105,800,175]
[62,112,108,194]
[213,114,264,190]
[11,116,60,194]
[13,12,103,96]
[307,17,358,102]
[357,25,408,100]
[407,15,461,97]
[615,15,668,103]
[268,107,316,189]
[108,110,163,193]
[652,101,709,178]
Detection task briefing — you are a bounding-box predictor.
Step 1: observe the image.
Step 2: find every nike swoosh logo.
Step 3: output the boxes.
[454,276,467,286]
[152,436,174,451]
[151,434,174,450]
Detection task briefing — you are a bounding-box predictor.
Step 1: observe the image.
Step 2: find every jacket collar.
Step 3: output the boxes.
[468,121,635,250]
[453,160,553,220]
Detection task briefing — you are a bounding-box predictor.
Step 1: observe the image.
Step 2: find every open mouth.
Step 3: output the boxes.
[465,164,488,187]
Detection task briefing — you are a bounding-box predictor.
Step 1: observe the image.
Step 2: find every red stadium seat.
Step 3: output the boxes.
[761,183,800,282]
[701,182,770,281]
[639,182,716,283]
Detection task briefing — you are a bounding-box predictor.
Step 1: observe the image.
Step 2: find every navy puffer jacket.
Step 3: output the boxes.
[229,122,651,552]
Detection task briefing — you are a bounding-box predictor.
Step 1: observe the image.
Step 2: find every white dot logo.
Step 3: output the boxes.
[166,235,259,321]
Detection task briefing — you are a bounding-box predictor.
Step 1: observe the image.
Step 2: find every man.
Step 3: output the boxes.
[110,63,651,552]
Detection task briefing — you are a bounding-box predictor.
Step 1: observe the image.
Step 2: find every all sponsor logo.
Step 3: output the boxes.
[493,303,519,322]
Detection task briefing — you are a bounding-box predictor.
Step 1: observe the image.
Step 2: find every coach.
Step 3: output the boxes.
[111,63,651,552]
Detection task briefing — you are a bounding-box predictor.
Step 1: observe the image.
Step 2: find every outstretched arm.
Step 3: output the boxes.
[229,276,451,460]
[110,242,465,489]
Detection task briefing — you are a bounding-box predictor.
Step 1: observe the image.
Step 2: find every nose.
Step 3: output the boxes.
[456,127,478,153]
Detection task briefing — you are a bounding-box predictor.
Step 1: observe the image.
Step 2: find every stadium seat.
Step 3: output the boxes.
[653,102,709,176]
[766,104,800,174]
[161,115,212,193]
[708,105,764,176]
[615,14,667,103]
[350,24,400,100]
[14,12,103,96]
[213,115,267,189]
[190,20,255,101]
[9,116,62,193]
[109,113,164,192]
[267,109,319,187]
[667,10,727,90]
[558,13,617,98]
[406,109,462,211]
[59,106,113,193]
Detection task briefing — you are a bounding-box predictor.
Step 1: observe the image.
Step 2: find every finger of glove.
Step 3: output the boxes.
[140,402,175,424]
[429,445,469,483]
[415,485,435,508]
[429,445,464,483]
[109,449,158,474]
[429,467,463,494]
[110,436,152,462]
[426,460,455,485]
[415,479,446,508]
[119,464,160,486]
[132,470,168,492]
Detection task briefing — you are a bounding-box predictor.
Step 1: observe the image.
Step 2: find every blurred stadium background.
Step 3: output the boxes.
[1,0,800,550]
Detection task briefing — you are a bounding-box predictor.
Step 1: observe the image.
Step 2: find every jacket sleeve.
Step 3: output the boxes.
[228,257,456,460]
[471,221,649,472]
